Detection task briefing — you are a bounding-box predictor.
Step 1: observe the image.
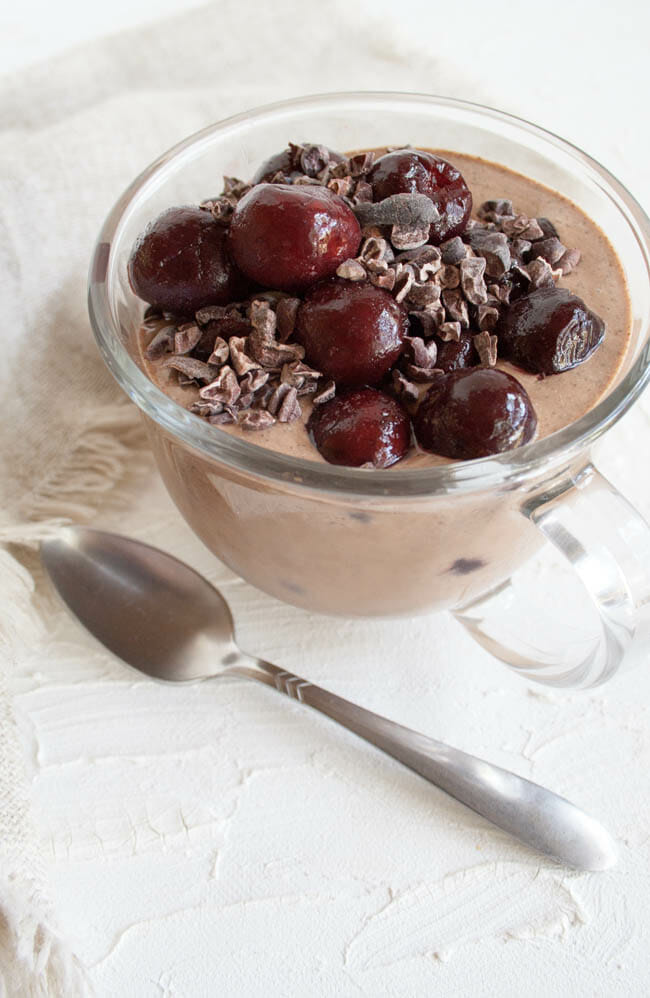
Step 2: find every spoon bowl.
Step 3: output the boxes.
[41,526,239,681]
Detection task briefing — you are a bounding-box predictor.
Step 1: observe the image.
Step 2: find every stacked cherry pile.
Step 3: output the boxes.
[129,143,605,467]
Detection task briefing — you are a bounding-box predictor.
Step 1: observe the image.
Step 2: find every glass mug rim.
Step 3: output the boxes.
[88,91,650,499]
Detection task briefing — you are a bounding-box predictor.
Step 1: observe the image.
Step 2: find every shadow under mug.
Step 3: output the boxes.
[88,92,650,689]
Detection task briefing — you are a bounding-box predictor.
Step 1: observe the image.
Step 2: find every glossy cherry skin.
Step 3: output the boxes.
[414,368,537,459]
[229,184,361,292]
[295,279,409,386]
[497,286,606,374]
[308,388,411,467]
[435,333,477,372]
[128,206,250,316]
[368,149,473,244]
[251,145,344,183]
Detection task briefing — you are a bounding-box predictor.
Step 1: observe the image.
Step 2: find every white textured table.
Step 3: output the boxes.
[4,2,650,995]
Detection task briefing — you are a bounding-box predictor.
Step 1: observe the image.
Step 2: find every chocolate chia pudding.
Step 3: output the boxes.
[127,145,632,616]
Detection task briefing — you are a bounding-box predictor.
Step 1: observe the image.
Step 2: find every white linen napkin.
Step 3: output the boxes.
[0,3,487,992]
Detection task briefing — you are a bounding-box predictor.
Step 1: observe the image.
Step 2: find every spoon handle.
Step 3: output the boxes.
[232,657,615,870]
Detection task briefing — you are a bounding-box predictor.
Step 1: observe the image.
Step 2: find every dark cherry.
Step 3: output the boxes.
[128,206,249,316]
[308,388,411,468]
[368,149,473,244]
[414,368,537,459]
[295,279,409,386]
[435,333,477,372]
[229,184,361,292]
[251,145,344,183]
[497,286,606,374]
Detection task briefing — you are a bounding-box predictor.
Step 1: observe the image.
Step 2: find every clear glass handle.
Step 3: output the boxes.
[453,464,650,687]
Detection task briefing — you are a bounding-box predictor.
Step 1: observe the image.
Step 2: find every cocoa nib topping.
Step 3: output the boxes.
[472,201,580,278]
[477,304,499,331]
[438,264,460,289]
[275,297,301,341]
[195,305,228,326]
[208,336,229,367]
[351,180,373,204]
[312,380,336,405]
[173,322,202,355]
[281,360,321,394]
[194,303,250,343]
[402,336,441,382]
[347,151,376,176]
[557,247,581,275]
[438,320,462,342]
[459,257,488,305]
[250,297,276,338]
[440,236,467,265]
[256,143,376,202]
[327,176,355,198]
[223,176,250,198]
[336,258,367,281]
[228,336,259,376]
[208,410,238,426]
[465,229,511,277]
[369,270,396,291]
[295,143,331,177]
[247,298,306,368]
[473,331,498,367]
[409,308,443,337]
[406,282,440,307]
[442,289,470,328]
[393,265,414,303]
[405,335,438,369]
[391,224,432,251]
[477,198,514,221]
[144,323,175,359]
[250,335,305,370]
[153,292,325,428]
[164,356,218,383]
[529,236,566,266]
[360,235,394,268]
[200,177,251,225]
[292,176,324,188]
[396,245,440,280]
[199,365,240,406]
[391,369,420,406]
[240,369,269,395]
[200,197,234,225]
[527,257,559,289]
[240,410,276,431]
[190,400,227,418]
[510,238,531,264]
[266,383,301,422]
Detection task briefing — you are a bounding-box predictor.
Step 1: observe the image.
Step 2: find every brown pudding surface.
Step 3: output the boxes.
[138,152,631,468]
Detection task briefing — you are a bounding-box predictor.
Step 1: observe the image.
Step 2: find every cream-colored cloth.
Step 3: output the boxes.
[3,2,649,993]
[0,3,484,993]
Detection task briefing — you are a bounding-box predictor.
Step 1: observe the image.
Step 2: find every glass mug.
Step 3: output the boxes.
[88,92,650,688]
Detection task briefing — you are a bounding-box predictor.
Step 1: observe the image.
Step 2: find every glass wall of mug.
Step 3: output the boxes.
[89,93,650,683]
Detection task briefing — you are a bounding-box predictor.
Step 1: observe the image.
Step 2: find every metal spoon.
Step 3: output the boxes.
[40,526,616,870]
